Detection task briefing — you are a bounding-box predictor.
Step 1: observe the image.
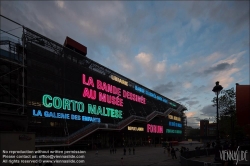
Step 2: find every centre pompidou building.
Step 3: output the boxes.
[0,16,187,149]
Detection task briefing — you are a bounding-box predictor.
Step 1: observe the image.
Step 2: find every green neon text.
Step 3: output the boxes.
[42,94,123,119]
[42,94,84,112]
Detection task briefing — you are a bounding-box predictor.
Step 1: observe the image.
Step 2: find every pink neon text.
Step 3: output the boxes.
[147,124,163,133]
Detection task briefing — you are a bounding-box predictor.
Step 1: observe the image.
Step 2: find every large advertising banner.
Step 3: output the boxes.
[26,44,178,125]
[31,73,148,123]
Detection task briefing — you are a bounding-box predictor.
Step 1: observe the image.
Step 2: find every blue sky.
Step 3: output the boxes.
[1,1,249,128]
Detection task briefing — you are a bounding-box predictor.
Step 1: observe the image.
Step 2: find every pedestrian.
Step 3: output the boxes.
[171,148,177,159]
[133,147,135,155]
[123,147,126,155]
[180,148,184,154]
[129,147,131,155]
[95,149,98,156]
[121,157,124,165]
[167,146,170,157]
[212,142,215,148]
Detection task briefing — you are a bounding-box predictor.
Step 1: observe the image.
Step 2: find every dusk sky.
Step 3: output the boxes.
[1,1,249,128]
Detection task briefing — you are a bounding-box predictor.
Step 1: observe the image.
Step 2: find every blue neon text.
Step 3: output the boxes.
[32,109,101,122]
[134,85,168,104]
[169,121,182,128]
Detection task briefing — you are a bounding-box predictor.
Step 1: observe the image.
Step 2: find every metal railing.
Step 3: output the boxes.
[35,108,175,147]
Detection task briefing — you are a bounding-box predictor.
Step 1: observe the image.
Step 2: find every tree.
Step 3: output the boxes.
[212,87,246,140]
[212,87,235,115]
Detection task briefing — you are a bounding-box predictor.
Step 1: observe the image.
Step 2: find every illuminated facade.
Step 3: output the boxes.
[0,18,187,148]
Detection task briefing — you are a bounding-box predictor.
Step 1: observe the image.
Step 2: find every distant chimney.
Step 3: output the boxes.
[64,36,87,56]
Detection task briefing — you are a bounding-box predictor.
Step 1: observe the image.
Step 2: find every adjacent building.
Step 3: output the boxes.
[236,84,250,137]
[200,120,216,139]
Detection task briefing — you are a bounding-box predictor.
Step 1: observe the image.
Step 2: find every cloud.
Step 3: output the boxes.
[176,97,189,102]
[205,52,224,62]
[55,1,65,9]
[155,60,166,74]
[189,85,207,95]
[186,112,195,118]
[170,63,182,73]
[215,51,245,66]
[114,51,135,72]
[193,62,233,77]
[213,68,240,89]
[186,1,249,33]
[135,52,167,80]
[186,100,199,107]
[186,112,200,128]
[135,52,152,66]
[190,18,201,32]
[153,82,176,94]
[199,105,216,117]
[183,82,192,89]
[204,63,233,75]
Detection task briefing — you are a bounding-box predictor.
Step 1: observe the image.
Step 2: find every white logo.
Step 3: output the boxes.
[219,146,248,165]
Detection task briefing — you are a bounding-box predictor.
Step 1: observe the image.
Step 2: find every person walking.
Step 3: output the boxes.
[171,148,177,159]
[95,149,98,156]
[212,142,215,148]
[167,146,171,157]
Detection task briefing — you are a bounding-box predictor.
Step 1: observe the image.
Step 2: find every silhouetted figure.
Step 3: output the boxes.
[133,147,135,155]
[129,147,131,155]
[212,142,215,148]
[121,157,124,165]
[123,147,126,155]
[95,149,98,155]
[207,142,211,148]
[167,146,171,157]
[171,148,177,159]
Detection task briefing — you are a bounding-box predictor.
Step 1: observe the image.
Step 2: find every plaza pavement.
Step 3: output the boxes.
[49,143,203,166]
[82,143,204,166]
[84,146,180,166]
[189,152,250,165]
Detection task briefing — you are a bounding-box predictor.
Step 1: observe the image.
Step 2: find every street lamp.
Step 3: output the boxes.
[212,81,223,163]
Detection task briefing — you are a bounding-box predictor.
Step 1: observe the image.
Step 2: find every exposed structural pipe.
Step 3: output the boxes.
[35,107,180,147]
[0,14,23,26]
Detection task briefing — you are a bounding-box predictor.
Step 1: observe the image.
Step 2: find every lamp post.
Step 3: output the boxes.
[212,81,223,163]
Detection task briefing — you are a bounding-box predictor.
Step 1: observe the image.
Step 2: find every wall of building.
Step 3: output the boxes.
[236,85,250,136]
